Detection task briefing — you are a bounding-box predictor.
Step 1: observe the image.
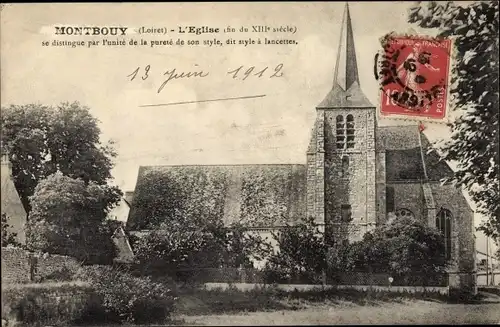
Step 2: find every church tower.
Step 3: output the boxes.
[306,3,377,241]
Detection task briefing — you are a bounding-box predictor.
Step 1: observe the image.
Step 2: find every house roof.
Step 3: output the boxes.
[127,164,307,230]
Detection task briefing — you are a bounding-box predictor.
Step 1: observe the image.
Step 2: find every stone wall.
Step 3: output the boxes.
[1,247,81,284]
[1,247,32,283]
[386,182,426,221]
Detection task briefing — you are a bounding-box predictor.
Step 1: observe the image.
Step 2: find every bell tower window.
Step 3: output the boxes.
[335,115,355,150]
[346,114,355,148]
[336,115,345,149]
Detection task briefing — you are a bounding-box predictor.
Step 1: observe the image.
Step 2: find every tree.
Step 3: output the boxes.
[223,223,273,268]
[1,102,117,213]
[348,215,447,285]
[1,213,20,247]
[26,172,121,264]
[408,1,499,240]
[263,217,328,284]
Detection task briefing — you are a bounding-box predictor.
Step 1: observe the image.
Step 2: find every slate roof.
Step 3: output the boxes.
[378,125,454,182]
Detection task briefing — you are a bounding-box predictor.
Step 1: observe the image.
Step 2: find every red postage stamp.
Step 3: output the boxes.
[374,33,452,121]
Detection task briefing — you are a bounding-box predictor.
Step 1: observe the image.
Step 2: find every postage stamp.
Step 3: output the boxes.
[374,33,452,122]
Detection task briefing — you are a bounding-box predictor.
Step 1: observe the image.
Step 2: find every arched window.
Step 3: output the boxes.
[436,209,452,260]
[346,114,355,148]
[395,208,414,219]
[336,115,345,149]
[341,156,349,177]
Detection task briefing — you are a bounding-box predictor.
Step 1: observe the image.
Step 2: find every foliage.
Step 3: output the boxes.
[240,167,294,227]
[132,222,227,281]
[263,217,328,284]
[131,167,229,230]
[132,219,272,283]
[40,265,76,283]
[131,166,305,230]
[1,213,20,247]
[1,102,118,213]
[347,215,448,284]
[26,172,121,264]
[79,265,176,324]
[1,282,98,326]
[223,222,273,268]
[408,1,499,239]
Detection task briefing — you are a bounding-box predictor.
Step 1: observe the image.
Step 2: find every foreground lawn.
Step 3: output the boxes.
[178,299,500,325]
[169,286,500,325]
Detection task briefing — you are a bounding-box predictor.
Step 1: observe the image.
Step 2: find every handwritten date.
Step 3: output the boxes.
[127,64,284,93]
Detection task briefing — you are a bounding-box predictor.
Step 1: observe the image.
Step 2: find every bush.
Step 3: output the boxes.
[80,265,177,324]
[262,217,327,284]
[1,283,98,326]
[39,266,75,283]
[345,215,448,284]
[263,261,322,284]
[1,213,21,247]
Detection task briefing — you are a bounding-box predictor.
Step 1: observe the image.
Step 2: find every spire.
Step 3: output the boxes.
[317,2,373,109]
[334,3,359,91]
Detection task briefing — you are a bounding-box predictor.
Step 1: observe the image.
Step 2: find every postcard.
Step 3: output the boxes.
[1,2,499,326]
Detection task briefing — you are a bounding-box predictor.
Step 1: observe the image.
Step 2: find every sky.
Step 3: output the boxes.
[0,2,495,254]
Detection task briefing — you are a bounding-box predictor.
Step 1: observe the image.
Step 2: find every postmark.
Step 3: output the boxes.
[374,33,452,122]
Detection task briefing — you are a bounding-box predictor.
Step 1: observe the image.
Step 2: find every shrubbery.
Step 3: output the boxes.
[1,213,21,248]
[1,266,177,326]
[262,215,448,287]
[263,217,327,284]
[345,215,448,285]
[132,219,271,284]
[77,265,177,324]
[1,283,98,326]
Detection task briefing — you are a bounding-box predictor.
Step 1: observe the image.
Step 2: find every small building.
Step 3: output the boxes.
[1,151,27,245]
[107,195,135,263]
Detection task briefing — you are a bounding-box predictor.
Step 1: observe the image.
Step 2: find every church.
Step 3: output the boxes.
[126,4,476,293]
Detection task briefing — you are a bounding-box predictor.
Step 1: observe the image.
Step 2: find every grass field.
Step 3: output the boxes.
[178,298,500,325]
[168,286,500,325]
